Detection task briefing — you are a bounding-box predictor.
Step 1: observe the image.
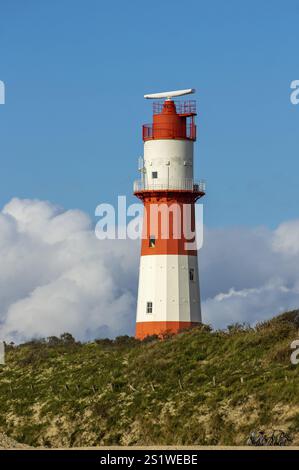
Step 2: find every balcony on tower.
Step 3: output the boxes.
[133,178,206,195]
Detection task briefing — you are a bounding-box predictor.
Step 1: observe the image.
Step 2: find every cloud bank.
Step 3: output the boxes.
[0,197,299,342]
[0,198,138,343]
[201,224,299,328]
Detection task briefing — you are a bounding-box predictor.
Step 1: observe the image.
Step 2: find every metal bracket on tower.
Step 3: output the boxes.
[138,156,146,173]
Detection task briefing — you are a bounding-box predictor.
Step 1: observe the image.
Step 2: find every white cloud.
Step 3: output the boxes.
[272,220,299,255]
[0,197,299,342]
[0,198,138,343]
[200,224,299,328]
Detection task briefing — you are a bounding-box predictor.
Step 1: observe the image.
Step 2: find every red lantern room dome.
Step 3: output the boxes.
[142,99,197,142]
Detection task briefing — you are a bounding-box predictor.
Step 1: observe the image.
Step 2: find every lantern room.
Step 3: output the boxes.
[142,99,197,142]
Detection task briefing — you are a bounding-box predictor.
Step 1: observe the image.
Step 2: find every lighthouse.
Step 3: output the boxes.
[134,89,205,340]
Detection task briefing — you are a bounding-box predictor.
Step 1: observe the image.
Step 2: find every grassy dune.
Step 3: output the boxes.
[1,311,299,447]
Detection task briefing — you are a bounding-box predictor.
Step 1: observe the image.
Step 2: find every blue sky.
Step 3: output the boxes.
[0,0,298,228]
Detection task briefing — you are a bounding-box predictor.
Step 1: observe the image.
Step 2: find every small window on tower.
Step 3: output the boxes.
[146,302,153,314]
[149,235,156,248]
[152,171,158,179]
[189,268,195,281]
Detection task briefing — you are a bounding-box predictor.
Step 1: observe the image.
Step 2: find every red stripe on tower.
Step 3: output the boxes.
[134,89,205,340]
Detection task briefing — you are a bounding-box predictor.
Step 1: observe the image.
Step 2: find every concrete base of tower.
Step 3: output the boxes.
[135,321,200,340]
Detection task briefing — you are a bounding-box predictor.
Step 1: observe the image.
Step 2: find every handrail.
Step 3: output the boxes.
[153,100,196,115]
[133,179,206,193]
[143,123,196,141]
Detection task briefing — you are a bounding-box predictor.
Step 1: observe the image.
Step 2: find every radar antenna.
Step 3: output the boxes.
[144,88,195,100]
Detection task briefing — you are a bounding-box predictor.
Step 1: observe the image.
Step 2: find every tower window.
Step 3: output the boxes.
[146,302,153,314]
[149,235,156,248]
[152,171,158,179]
[189,268,195,281]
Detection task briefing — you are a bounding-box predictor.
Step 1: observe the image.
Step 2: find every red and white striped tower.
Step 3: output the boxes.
[134,89,205,340]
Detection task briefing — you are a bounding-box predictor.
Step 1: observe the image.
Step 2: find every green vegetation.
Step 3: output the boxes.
[1,311,299,447]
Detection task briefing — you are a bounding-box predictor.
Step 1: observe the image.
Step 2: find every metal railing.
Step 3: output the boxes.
[133,179,206,193]
[142,123,196,141]
[153,100,196,115]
